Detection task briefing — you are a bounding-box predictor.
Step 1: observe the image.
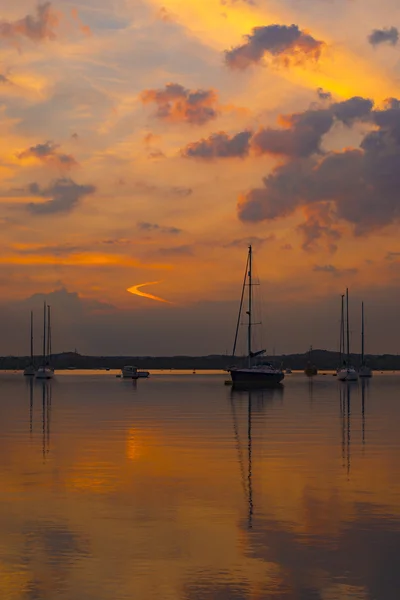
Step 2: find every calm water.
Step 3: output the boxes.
[1,372,400,600]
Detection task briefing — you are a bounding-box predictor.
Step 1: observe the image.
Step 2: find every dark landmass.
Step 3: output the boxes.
[1,349,399,371]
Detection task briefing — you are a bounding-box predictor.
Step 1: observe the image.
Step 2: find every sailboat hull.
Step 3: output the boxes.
[36,367,54,380]
[337,368,358,381]
[23,366,36,376]
[230,369,284,386]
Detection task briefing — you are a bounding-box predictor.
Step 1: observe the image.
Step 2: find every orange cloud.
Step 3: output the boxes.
[127,281,171,303]
[141,83,219,125]
[0,2,60,43]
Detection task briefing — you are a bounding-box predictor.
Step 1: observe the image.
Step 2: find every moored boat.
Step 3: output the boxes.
[337,288,358,382]
[227,245,284,387]
[36,302,54,380]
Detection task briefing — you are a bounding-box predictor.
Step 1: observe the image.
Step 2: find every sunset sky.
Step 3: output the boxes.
[1,0,400,355]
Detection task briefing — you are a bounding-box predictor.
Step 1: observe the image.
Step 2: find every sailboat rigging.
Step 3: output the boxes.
[36,301,54,379]
[359,302,372,377]
[23,311,36,376]
[337,288,358,381]
[228,245,284,386]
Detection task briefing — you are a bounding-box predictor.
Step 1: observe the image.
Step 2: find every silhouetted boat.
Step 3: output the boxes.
[36,302,53,380]
[338,288,358,381]
[228,245,284,386]
[304,346,318,376]
[121,366,149,379]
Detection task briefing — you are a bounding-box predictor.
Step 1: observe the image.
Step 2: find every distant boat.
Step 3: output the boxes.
[227,245,284,386]
[359,301,372,378]
[36,302,53,380]
[121,366,149,379]
[337,288,358,382]
[285,368,292,374]
[23,311,36,377]
[304,346,318,376]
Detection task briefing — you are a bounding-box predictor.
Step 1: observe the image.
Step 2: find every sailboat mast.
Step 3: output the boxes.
[346,288,350,365]
[361,301,365,366]
[340,294,344,365]
[30,310,34,363]
[248,245,252,368]
[47,305,51,363]
[42,301,47,368]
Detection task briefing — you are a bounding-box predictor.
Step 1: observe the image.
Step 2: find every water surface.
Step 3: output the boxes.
[0,372,399,599]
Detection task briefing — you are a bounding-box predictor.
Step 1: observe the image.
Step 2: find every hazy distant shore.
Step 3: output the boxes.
[1,350,399,371]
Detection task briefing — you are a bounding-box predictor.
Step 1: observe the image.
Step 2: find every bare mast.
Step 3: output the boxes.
[247,245,252,368]
[361,301,365,367]
[30,310,34,365]
[42,301,47,368]
[346,288,350,365]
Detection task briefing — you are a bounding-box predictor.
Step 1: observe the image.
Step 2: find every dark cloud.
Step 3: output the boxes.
[135,181,193,197]
[157,244,194,256]
[182,131,252,159]
[140,83,219,125]
[17,141,78,170]
[238,96,400,238]
[297,211,341,253]
[224,234,275,248]
[385,251,400,260]
[27,178,96,215]
[221,0,256,5]
[317,87,331,100]
[183,97,373,161]
[225,24,325,69]
[313,264,358,276]
[368,27,399,47]
[0,3,59,43]
[137,222,182,235]
[252,110,333,158]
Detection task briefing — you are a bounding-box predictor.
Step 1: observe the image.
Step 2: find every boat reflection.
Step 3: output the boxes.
[230,384,284,530]
[339,380,368,478]
[27,379,52,458]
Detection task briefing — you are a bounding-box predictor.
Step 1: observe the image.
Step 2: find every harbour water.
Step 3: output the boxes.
[0,372,399,599]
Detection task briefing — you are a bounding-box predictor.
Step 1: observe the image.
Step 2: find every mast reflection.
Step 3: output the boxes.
[230,384,283,530]
[39,381,52,459]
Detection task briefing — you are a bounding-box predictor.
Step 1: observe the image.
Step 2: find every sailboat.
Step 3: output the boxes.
[228,245,284,386]
[36,301,54,379]
[337,288,358,381]
[304,345,318,376]
[359,302,372,377]
[23,311,36,376]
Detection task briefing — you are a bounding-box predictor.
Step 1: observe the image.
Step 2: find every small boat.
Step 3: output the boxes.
[137,371,150,378]
[122,365,137,378]
[36,302,54,380]
[337,288,358,382]
[23,311,36,377]
[285,368,292,374]
[121,366,150,379]
[304,346,318,376]
[227,245,284,387]
[359,302,372,378]
[36,366,54,380]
